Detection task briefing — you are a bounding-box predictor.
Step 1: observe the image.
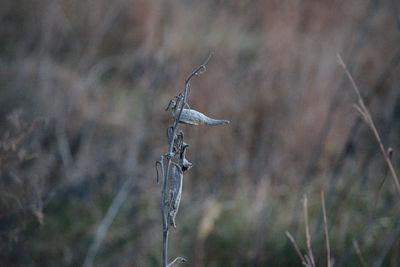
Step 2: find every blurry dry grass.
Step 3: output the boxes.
[1,0,400,266]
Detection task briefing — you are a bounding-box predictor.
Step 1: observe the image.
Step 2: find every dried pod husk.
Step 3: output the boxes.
[179,142,192,172]
[181,158,192,172]
[168,163,183,228]
[173,109,229,126]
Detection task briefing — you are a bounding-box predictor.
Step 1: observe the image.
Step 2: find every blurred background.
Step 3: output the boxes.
[1,0,400,266]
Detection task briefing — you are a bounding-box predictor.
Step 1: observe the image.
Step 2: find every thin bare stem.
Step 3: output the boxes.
[303,195,315,267]
[337,54,400,194]
[285,231,307,266]
[161,157,169,267]
[167,257,186,267]
[184,52,213,85]
[352,240,367,267]
[321,191,330,267]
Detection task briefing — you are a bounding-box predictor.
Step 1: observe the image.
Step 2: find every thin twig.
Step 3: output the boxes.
[337,54,400,194]
[303,195,315,267]
[315,47,400,242]
[285,231,307,266]
[352,240,367,267]
[321,191,331,267]
[167,257,186,267]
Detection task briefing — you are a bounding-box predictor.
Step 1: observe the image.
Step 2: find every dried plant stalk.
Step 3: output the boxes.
[353,240,367,267]
[285,231,308,266]
[155,53,229,267]
[287,193,333,267]
[337,54,400,194]
[320,191,330,267]
[303,195,316,267]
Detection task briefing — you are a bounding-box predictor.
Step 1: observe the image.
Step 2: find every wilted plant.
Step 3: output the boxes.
[155,54,229,267]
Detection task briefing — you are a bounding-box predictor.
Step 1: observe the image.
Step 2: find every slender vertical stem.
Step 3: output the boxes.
[353,240,367,267]
[303,195,315,267]
[160,54,212,267]
[285,231,307,266]
[337,54,400,194]
[321,191,330,267]
[161,157,169,267]
[161,83,189,267]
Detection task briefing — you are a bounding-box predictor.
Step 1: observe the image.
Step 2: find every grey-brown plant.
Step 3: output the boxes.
[155,54,229,267]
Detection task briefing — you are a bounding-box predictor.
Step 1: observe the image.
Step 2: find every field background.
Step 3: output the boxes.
[1,0,400,266]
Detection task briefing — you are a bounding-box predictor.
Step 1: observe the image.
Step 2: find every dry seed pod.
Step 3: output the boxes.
[168,163,183,228]
[173,109,229,126]
[181,158,192,172]
[179,142,192,172]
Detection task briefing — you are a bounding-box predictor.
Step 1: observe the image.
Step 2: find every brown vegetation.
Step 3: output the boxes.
[1,0,400,266]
